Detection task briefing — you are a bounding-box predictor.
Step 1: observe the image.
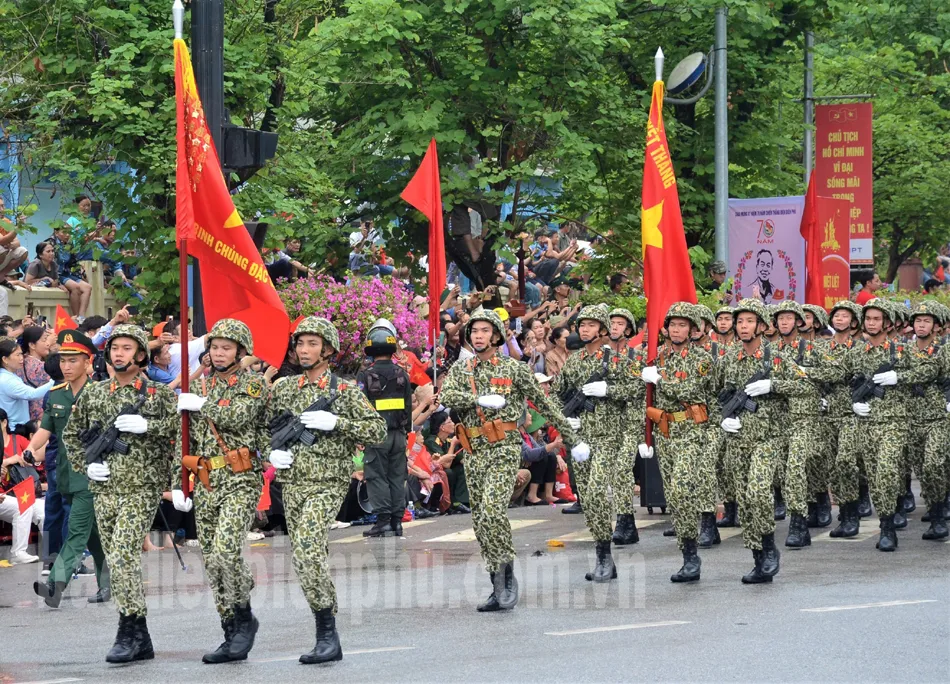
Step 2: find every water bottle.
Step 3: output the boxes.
[407,501,416,520]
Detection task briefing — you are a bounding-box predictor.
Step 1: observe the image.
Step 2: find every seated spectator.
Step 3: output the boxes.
[0,338,54,434]
[18,326,52,424]
[48,224,93,319]
[520,410,567,505]
[0,407,44,564]
[0,196,29,287]
[405,433,448,515]
[25,242,62,288]
[424,411,470,513]
[544,327,570,377]
[267,238,314,282]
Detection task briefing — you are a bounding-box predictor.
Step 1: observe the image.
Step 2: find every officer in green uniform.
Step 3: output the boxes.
[30,330,109,607]
[357,318,412,538]
[174,319,268,664]
[267,317,387,664]
[62,324,178,663]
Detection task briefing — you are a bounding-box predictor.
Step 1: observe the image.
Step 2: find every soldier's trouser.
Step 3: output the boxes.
[657,423,704,548]
[573,438,615,543]
[831,416,861,503]
[364,431,408,520]
[785,417,821,517]
[715,433,735,502]
[726,437,778,551]
[284,481,349,613]
[905,425,927,485]
[605,444,636,515]
[772,437,788,490]
[50,490,108,589]
[856,420,906,517]
[464,442,521,573]
[808,421,834,500]
[697,426,719,514]
[41,465,67,562]
[917,420,949,508]
[194,469,262,618]
[94,489,160,617]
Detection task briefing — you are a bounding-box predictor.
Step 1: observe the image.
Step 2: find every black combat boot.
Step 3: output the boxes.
[773,488,787,521]
[133,616,154,661]
[670,540,701,583]
[228,602,259,660]
[892,499,908,530]
[900,476,915,513]
[697,512,721,548]
[717,501,739,528]
[585,541,617,582]
[561,500,583,514]
[106,614,153,663]
[362,518,392,537]
[806,502,819,528]
[741,549,771,584]
[88,586,111,603]
[816,492,833,527]
[493,561,519,610]
[612,514,640,545]
[300,608,342,664]
[662,524,677,537]
[876,515,898,552]
[476,573,501,612]
[390,515,404,537]
[857,482,873,518]
[830,501,860,538]
[202,617,236,664]
[760,533,780,577]
[785,514,811,548]
[922,504,950,540]
[33,580,66,608]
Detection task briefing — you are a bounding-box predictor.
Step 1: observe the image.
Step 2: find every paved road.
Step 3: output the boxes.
[2,498,948,683]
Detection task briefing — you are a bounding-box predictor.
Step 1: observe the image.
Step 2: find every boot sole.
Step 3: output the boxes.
[106,651,154,664]
[741,575,773,584]
[922,532,950,541]
[299,651,343,664]
[612,538,639,546]
[585,568,618,582]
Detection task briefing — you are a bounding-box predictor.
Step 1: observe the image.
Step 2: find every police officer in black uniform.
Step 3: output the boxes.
[358,319,413,537]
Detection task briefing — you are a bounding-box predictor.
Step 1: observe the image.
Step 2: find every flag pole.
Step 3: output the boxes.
[644,46,664,451]
[174,0,191,495]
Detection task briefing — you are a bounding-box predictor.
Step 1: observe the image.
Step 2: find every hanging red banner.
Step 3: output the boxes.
[815,197,851,309]
[814,103,873,265]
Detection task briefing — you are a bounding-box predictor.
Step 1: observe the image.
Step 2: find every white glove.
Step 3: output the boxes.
[744,379,772,397]
[571,442,591,463]
[566,417,581,430]
[852,402,871,417]
[114,414,148,434]
[638,443,654,459]
[820,398,829,412]
[946,402,950,414]
[477,394,507,410]
[269,449,294,469]
[177,393,207,413]
[581,381,608,398]
[872,370,898,386]
[300,410,338,431]
[641,366,661,385]
[86,462,111,482]
[172,489,193,513]
[721,417,742,433]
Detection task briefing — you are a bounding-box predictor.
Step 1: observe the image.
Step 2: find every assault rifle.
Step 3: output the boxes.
[560,365,608,419]
[81,393,149,465]
[719,364,772,420]
[850,361,894,404]
[270,375,339,450]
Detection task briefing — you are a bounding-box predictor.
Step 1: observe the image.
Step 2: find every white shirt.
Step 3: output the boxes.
[169,336,206,378]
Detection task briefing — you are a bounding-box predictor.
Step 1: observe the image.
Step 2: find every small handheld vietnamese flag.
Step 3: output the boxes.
[11,478,36,514]
[54,305,77,334]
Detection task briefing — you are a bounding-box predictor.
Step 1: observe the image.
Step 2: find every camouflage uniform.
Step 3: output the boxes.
[175,320,268,622]
[267,318,387,614]
[63,325,178,619]
[654,303,714,547]
[550,307,639,544]
[609,307,645,517]
[697,313,731,517]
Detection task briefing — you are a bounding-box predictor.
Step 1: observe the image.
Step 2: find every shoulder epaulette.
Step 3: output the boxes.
[50,382,68,392]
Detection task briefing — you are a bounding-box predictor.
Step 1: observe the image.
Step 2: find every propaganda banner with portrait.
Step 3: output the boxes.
[727,197,806,304]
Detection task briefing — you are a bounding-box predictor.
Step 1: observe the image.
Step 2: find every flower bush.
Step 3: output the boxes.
[279,275,429,372]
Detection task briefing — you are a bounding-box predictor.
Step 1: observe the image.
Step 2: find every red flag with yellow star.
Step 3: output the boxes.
[54,304,77,334]
[10,477,36,514]
[174,38,289,367]
[641,81,697,361]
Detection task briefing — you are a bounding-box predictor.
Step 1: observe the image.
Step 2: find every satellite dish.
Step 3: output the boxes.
[667,52,706,95]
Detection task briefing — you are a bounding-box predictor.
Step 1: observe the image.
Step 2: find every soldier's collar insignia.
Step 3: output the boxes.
[228,374,239,387]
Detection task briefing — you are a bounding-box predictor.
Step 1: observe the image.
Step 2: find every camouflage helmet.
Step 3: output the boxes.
[862,298,893,323]
[694,304,717,329]
[664,301,702,330]
[608,307,637,335]
[464,308,507,347]
[772,300,806,326]
[733,298,770,327]
[829,300,862,326]
[577,305,610,332]
[106,323,150,365]
[909,301,940,325]
[801,304,829,329]
[715,305,735,319]
[932,302,950,326]
[293,316,340,353]
[207,318,253,355]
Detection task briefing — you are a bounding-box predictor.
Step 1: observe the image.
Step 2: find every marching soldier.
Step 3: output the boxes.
[709,306,741,529]
[441,310,581,609]
[266,317,386,664]
[551,305,638,582]
[174,319,268,663]
[801,304,829,343]
[718,299,811,583]
[31,330,109,607]
[607,307,645,545]
[712,306,736,346]
[641,303,714,582]
[357,318,412,538]
[62,325,178,663]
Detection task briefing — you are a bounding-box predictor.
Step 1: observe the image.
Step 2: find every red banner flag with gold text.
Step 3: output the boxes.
[174,39,289,366]
[641,81,697,362]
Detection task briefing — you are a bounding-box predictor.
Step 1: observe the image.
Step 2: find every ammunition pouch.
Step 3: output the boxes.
[182,454,212,493]
[225,446,254,474]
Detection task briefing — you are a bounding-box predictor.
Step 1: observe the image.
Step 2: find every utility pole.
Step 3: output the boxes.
[713,6,728,263]
[803,31,814,184]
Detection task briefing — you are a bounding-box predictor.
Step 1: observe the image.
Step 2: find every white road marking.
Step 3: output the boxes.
[332,519,435,544]
[801,599,938,613]
[545,620,690,636]
[812,529,879,543]
[426,519,543,543]
[16,679,84,684]
[716,528,744,541]
[251,646,415,663]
